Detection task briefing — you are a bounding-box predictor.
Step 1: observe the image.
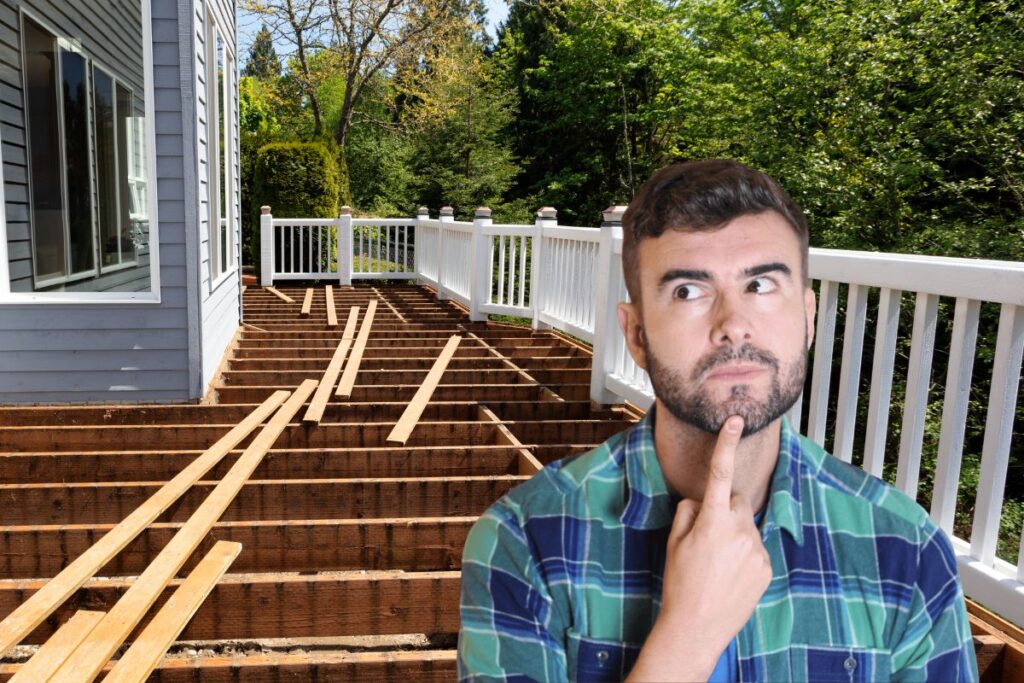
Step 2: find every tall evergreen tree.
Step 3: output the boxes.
[242,25,281,80]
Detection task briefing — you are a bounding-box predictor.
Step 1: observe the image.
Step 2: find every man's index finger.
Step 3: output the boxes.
[703,415,744,509]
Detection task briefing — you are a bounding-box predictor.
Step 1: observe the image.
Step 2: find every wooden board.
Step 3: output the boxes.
[0,392,289,658]
[326,286,337,326]
[303,337,355,424]
[300,288,314,317]
[2,571,462,643]
[0,650,457,683]
[387,336,461,444]
[336,300,378,397]
[479,405,543,474]
[343,305,360,340]
[46,380,317,683]
[0,517,476,578]
[7,610,104,682]
[103,541,242,683]
[265,287,295,303]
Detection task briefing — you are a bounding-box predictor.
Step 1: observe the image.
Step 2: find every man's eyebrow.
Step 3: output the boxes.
[658,269,712,288]
[744,262,791,278]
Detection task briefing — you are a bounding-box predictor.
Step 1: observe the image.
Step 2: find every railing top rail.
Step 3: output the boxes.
[485,223,534,236]
[543,225,602,242]
[809,247,1024,305]
[418,219,442,228]
[271,218,337,226]
[443,221,474,233]
[352,218,417,226]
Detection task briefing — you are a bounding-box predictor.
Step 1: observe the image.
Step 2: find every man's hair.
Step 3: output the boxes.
[621,159,809,303]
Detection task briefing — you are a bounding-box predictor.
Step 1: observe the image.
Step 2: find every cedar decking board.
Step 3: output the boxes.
[3,283,1011,680]
[0,284,635,680]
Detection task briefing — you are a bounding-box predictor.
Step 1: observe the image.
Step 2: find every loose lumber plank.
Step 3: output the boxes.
[47,380,317,683]
[387,335,462,444]
[103,541,242,683]
[0,392,289,659]
[303,336,355,423]
[300,288,314,316]
[7,611,104,682]
[372,286,407,323]
[342,305,360,339]
[336,300,378,397]
[242,322,267,332]
[325,286,337,326]
[265,287,294,303]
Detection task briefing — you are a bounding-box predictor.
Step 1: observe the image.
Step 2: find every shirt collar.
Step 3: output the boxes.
[619,407,806,546]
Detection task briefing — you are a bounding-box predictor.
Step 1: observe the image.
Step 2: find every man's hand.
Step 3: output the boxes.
[626,416,772,682]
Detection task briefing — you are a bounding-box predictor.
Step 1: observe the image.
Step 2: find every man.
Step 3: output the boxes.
[458,160,978,682]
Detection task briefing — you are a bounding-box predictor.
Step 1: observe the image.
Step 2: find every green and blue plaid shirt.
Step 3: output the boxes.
[459,411,978,682]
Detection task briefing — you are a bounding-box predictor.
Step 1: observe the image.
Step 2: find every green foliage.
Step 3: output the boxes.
[252,141,341,220]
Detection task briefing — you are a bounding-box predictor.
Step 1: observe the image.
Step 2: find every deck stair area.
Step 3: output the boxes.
[0,283,637,681]
[0,282,1021,680]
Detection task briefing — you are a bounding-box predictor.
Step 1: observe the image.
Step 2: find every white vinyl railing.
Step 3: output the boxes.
[259,201,1024,627]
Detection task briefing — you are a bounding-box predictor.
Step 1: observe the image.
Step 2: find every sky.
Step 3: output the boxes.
[237,1,512,60]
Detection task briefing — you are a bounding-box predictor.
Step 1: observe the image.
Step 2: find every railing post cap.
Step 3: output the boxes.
[340,205,352,216]
[537,207,557,219]
[417,206,430,216]
[474,207,492,219]
[602,205,628,224]
[440,206,455,217]
[260,205,271,215]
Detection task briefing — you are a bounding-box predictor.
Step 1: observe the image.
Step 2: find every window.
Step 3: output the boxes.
[207,16,235,282]
[9,7,153,297]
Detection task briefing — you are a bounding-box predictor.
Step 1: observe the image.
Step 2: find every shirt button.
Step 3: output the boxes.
[844,655,857,673]
[595,650,610,664]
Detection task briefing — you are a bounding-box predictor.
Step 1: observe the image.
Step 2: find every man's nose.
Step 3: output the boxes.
[709,292,752,345]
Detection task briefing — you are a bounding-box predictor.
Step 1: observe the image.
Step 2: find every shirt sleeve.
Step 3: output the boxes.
[458,501,567,682]
[890,524,979,682]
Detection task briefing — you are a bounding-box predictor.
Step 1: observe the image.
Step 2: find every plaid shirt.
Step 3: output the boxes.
[459,411,978,682]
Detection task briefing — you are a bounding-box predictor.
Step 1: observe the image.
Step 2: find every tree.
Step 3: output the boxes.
[240,0,472,199]
[242,25,281,80]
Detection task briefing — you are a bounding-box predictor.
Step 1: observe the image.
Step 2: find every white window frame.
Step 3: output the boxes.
[0,1,161,304]
[206,10,237,290]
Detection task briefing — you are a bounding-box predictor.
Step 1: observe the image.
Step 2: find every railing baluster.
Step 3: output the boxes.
[834,284,868,462]
[931,297,981,534]
[498,235,506,305]
[807,280,839,446]
[896,293,939,498]
[509,236,518,306]
[970,304,1023,564]
[862,287,902,477]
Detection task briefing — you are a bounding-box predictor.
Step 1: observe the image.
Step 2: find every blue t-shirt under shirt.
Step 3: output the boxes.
[707,510,764,682]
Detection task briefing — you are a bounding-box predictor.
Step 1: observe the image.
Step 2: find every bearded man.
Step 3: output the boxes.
[457,160,978,682]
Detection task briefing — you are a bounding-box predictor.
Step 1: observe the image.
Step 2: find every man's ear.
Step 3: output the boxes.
[804,285,817,351]
[617,301,648,371]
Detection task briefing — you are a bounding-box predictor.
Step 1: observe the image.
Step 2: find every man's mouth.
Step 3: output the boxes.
[704,363,767,381]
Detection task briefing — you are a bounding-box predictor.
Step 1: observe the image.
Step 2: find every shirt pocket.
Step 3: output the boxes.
[788,644,891,682]
[566,628,642,683]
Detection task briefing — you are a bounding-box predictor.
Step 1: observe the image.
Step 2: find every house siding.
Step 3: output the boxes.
[194,0,241,391]
[0,0,232,404]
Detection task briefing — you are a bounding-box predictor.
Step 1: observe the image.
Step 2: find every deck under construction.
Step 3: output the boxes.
[0,284,638,681]
[0,284,1021,681]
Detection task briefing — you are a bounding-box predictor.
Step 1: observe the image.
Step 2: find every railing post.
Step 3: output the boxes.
[259,205,273,286]
[470,207,492,322]
[415,206,429,285]
[437,206,454,300]
[590,205,628,406]
[531,207,556,330]
[338,205,353,286]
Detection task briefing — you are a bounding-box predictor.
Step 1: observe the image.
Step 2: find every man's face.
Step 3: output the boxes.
[618,211,816,438]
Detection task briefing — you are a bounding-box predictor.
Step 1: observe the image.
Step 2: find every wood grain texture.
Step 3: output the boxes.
[46,381,316,683]
[103,541,242,683]
[387,336,461,444]
[7,611,104,682]
[0,392,289,658]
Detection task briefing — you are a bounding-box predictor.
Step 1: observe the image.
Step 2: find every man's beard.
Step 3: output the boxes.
[643,335,806,438]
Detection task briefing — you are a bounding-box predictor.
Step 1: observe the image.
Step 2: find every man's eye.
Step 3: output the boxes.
[748,277,778,294]
[673,284,704,300]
